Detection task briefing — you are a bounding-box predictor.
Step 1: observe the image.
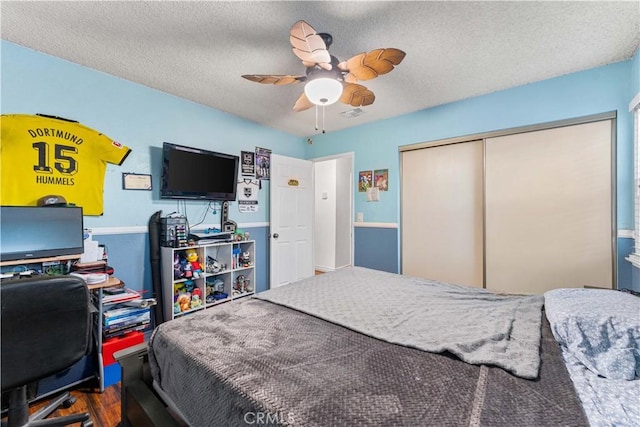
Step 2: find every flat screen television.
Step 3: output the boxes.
[0,206,84,261]
[160,142,239,201]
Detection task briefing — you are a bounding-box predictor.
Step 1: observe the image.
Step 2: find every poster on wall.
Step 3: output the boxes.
[358,170,372,192]
[255,147,271,180]
[374,169,389,191]
[237,179,260,213]
[241,151,255,176]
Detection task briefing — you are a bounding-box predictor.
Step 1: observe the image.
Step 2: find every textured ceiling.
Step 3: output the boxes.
[1,1,639,137]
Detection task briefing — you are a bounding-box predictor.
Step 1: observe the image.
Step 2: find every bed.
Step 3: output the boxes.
[116,267,640,427]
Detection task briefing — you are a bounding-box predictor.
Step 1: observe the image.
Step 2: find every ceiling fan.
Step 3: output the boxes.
[242,20,406,131]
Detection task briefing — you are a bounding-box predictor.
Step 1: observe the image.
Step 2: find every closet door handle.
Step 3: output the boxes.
[272,233,279,239]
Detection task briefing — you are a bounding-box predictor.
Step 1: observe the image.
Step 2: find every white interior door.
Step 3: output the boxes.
[270,154,314,288]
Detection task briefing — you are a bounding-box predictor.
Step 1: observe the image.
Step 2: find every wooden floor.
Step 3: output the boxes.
[24,383,121,427]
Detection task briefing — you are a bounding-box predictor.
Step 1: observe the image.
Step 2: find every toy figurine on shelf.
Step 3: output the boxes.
[234,275,247,293]
[176,293,191,312]
[173,253,184,280]
[190,294,203,309]
[188,288,203,309]
[234,229,245,241]
[206,256,223,274]
[174,282,186,298]
[239,251,252,268]
[185,248,203,278]
[205,284,215,304]
[184,280,195,294]
[180,258,193,279]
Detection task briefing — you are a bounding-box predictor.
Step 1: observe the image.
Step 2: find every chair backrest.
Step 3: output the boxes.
[1,275,91,390]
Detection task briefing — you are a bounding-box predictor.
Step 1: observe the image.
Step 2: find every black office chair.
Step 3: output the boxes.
[1,276,93,427]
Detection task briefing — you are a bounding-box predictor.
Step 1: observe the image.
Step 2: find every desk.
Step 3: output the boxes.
[0,270,112,402]
[0,254,80,267]
[0,268,124,395]
[87,276,122,291]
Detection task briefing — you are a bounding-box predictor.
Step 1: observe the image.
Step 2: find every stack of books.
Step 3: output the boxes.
[102,287,143,304]
[103,306,151,338]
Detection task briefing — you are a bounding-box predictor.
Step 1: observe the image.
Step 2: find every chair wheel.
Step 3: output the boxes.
[61,396,76,408]
[82,421,94,427]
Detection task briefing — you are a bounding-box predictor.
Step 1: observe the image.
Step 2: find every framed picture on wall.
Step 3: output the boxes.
[255,147,271,180]
[374,169,388,191]
[241,151,255,176]
[358,170,372,192]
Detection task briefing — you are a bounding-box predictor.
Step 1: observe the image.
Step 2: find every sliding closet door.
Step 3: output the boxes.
[401,141,483,287]
[485,120,613,293]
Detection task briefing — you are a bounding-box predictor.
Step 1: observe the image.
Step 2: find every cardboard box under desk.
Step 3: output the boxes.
[102,331,144,366]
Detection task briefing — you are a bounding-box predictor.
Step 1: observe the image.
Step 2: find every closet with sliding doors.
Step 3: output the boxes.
[401,113,616,294]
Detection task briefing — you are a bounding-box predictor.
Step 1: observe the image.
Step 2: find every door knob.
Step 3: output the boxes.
[273,233,279,239]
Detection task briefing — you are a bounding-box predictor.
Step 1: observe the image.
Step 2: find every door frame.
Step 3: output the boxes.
[310,152,355,270]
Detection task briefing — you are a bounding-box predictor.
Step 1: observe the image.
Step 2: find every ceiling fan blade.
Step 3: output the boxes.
[343,73,358,84]
[290,20,332,69]
[242,74,305,85]
[338,48,406,81]
[340,83,375,107]
[293,92,314,112]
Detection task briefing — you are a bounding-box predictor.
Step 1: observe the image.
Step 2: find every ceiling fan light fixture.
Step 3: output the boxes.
[304,78,343,106]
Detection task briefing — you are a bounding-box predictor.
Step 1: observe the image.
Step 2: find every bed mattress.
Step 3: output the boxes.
[149,298,587,426]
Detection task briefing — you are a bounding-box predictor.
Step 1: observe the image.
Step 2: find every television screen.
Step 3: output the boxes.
[161,142,239,201]
[0,206,84,261]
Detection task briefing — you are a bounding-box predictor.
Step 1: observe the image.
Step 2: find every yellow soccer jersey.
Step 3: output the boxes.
[0,114,131,215]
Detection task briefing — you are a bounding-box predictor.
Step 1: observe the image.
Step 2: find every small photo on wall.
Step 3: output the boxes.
[374,169,388,191]
[358,170,373,192]
[255,147,271,180]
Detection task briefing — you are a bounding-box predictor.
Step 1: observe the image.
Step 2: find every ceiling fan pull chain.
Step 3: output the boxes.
[322,105,326,134]
[315,105,319,131]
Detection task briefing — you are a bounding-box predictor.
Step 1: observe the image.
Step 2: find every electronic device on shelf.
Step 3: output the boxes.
[188,232,232,243]
[0,206,84,261]
[160,216,188,247]
[221,201,237,233]
[160,142,239,201]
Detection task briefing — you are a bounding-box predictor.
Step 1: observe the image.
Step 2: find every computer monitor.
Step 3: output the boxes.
[0,206,84,262]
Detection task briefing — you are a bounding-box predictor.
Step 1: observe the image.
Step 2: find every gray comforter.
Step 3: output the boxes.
[149,268,585,426]
[257,267,544,379]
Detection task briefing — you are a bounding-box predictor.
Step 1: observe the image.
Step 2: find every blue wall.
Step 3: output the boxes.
[1,41,305,229]
[2,41,638,290]
[305,61,634,226]
[1,41,304,294]
[632,48,640,95]
[354,227,398,273]
[305,58,637,289]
